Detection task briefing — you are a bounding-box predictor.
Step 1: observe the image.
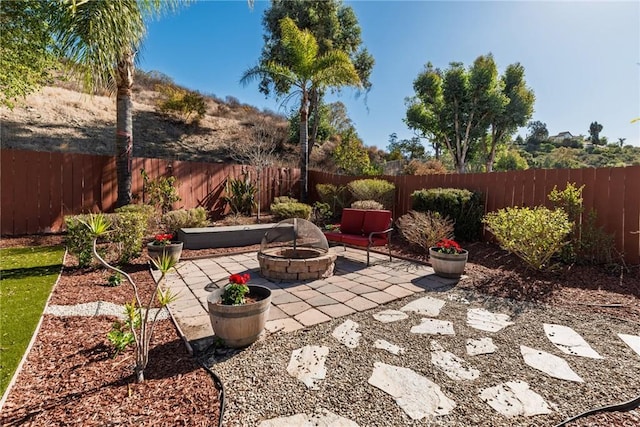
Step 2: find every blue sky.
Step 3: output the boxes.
[139,1,640,150]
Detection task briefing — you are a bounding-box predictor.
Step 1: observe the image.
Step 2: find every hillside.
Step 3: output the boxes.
[0,75,295,165]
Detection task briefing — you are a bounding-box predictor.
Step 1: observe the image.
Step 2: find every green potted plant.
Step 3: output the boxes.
[429,238,468,279]
[207,273,272,348]
[146,233,183,265]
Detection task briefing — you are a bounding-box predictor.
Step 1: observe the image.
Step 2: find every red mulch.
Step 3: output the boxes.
[1,233,638,426]
[0,234,220,426]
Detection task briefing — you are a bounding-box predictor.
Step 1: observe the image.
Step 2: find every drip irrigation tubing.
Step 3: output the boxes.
[554,394,640,427]
[199,361,226,427]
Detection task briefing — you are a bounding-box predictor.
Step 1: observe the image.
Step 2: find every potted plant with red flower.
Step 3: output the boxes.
[207,273,272,348]
[429,238,468,279]
[147,233,183,265]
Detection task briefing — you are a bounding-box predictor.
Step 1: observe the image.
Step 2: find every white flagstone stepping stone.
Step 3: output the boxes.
[332,319,361,348]
[544,324,603,359]
[410,318,455,335]
[618,333,640,357]
[466,338,497,356]
[520,345,583,382]
[258,409,359,427]
[368,362,456,419]
[467,308,514,332]
[480,380,552,417]
[287,345,330,390]
[400,296,446,317]
[374,339,405,355]
[373,309,408,323]
[430,341,480,381]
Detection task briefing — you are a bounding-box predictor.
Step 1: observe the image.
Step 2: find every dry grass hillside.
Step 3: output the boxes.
[1,72,296,165]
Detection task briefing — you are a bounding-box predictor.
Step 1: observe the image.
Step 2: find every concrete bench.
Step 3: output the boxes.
[323,208,393,266]
[177,223,278,250]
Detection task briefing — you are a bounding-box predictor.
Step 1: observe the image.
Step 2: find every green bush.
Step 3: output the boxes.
[316,183,349,213]
[411,188,484,241]
[141,169,181,214]
[156,83,207,124]
[396,211,454,251]
[109,211,147,264]
[483,206,573,270]
[347,179,395,209]
[64,215,94,267]
[577,210,615,265]
[65,211,147,266]
[114,204,157,234]
[162,207,209,233]
[351,200,384,210]
[270,202,312,220]
[272,196,298,205]
[312,202,332,227]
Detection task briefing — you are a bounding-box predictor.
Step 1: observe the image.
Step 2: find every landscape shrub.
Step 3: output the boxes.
[64,215,94,267]
[270,201,312,220]
[411,188,484,241]
[162,207,209,233]
[396,211,454,252]
[109,211,147,264]
[272,196,298,205]
[347,179,395,209]
[312,202,332,227]
[141,169,181,214]
[483,206,572,270]
[351,200,384,210]
[114,204,157,234]
[403,159,447,175]
[547,182,615,264]
[316,183,349,214]
[65,211,147,265]
[224,175,257,216]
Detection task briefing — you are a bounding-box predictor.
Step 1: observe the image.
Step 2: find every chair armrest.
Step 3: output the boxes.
[368,228,393,243]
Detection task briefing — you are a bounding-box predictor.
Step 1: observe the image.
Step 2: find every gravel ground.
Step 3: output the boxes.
[205,289,640,427]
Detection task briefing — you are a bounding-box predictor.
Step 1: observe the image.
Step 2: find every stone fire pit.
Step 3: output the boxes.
[257,218,336,281]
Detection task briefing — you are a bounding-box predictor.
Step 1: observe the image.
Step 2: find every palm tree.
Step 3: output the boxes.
[241,17,361,201]
[51,0,184,207]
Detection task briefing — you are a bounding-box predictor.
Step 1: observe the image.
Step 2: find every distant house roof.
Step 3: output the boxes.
[550,131,574,139]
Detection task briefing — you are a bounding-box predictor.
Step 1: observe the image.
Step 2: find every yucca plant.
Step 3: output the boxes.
[82,213,178,382]
[224,174,257,216]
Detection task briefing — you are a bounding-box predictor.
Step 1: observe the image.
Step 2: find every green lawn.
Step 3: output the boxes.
[0,246,65,396]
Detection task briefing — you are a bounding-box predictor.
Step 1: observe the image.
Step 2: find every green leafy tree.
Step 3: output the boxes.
[259,0,373,155]
[50,0,189,207]
[494,148,529,171]
[589,121,604,145]
[485,63,535,171]
[405,54,508,173]
[387,133,426,160]
[333,130,371,175]
[0,0,58,109]
[242,17,361,201]
[524,120,549,152]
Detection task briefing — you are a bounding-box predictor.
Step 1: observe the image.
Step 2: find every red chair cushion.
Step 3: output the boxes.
[323,231,343,243]
[340,235,369,247]
[339,209,366,235]
[363,210,392,236]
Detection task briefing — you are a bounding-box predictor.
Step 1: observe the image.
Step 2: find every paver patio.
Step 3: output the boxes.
[154,247,457,348]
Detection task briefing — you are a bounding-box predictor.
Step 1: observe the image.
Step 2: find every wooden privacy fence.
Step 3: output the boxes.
[1,149,300,235]
[309,166,640,264]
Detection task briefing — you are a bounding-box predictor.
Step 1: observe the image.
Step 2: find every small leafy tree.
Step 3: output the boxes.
[83,214,177,382]
[156,83,207,124]
[141,169,181,214]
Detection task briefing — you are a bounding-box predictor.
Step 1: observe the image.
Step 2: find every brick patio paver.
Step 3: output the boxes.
[265,318,304,333]
[306,294,339,307]
[268,305,288,321]
[362,291,397,304]
[326,290,358,303]
[344,296,378,312]
[384,284,416,298]
[278,301,312,316]
[294,308,331,326]
[317,303,356,318]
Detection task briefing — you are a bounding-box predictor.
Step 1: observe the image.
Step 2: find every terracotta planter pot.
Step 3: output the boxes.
[207,285,272,348]
[147,241,183,265]
[429,248,468,279]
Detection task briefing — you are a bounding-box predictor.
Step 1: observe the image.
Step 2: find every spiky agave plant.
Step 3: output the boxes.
[82,213,178,382]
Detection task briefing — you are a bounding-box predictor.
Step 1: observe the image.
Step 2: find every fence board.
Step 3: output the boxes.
[1,150,14,235]
[13,151,29,234]
[50,153,64,231]
[623,166,640,263]
[607,167,626,252]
